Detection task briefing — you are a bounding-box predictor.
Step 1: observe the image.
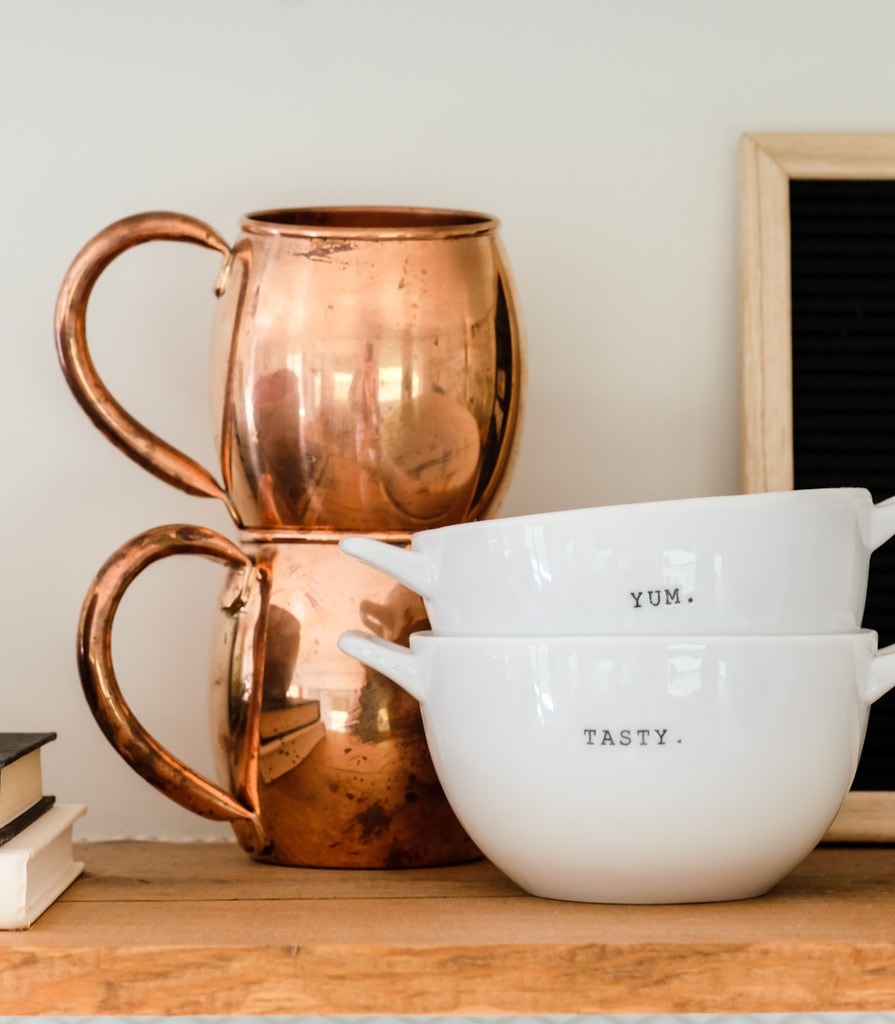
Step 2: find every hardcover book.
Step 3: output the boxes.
[0,732,56,831]
[0,794,56,847]
[0,802,85,929]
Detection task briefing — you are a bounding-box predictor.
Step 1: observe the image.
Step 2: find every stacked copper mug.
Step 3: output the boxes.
[55,207,525,867]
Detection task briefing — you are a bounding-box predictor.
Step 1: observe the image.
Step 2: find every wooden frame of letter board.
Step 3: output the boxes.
[740,132,895,843]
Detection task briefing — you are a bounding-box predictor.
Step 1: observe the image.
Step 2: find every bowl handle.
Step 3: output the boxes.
[337,629,425,703]
[339,536,432,598]
[865,641,895,704]
[869,493,895,550]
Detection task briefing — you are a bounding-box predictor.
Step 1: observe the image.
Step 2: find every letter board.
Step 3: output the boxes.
[740,133,895,820]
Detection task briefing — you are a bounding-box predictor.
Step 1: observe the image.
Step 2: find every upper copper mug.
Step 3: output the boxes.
[56,207,525,530]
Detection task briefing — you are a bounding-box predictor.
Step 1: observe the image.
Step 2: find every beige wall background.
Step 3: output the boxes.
[3,0,893,840]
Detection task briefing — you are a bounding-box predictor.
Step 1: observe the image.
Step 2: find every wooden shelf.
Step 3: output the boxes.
[0,837,893,1015]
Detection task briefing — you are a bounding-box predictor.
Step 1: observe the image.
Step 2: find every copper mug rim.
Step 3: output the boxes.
[238,527,415,545]
[240,205,499,239]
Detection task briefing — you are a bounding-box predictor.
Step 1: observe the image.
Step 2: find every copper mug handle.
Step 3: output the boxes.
[55,212,238,520]
[78,523,270,854]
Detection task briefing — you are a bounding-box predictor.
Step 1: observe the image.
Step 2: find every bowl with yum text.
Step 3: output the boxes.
[339,488,895,635]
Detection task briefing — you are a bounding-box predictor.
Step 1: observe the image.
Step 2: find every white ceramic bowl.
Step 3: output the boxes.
[340,488,895,635]
[337,628,895,904]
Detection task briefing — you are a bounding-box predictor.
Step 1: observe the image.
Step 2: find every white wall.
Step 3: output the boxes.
[3,0,894,840]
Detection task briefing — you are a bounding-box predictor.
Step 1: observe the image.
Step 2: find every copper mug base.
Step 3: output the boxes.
[78,524,480,868]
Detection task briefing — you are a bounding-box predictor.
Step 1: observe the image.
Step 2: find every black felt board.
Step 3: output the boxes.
[790,178,895,789]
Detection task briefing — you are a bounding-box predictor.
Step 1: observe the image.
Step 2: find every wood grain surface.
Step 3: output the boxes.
[0,838,893,1014]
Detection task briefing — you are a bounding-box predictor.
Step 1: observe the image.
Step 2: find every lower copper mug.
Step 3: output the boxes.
[77,524,480,867]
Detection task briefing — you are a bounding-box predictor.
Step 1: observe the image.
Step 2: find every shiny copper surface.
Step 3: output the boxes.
[77,524,480,868]
[56,206,525,530]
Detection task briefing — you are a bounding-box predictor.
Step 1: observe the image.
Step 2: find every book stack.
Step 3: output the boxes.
[0,732,85,929]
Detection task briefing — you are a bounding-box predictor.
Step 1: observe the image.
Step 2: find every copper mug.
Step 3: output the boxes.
[78,523,480,867]
[56,206,524,531]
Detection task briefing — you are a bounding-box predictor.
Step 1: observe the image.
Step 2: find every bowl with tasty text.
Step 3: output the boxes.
[337,628,894,903]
